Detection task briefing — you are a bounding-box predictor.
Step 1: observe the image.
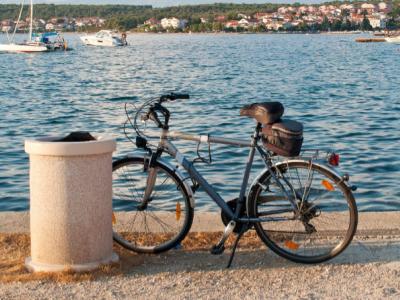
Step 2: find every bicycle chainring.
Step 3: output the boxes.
[221,198,248,234]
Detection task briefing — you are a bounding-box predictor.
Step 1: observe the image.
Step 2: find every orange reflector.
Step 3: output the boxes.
[321,179,335,191]
[284,240,299,250]
[112,212,116,225]
[176,202,181,221]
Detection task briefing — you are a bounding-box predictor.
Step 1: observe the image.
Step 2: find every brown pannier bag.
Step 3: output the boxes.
[262,119,303,157]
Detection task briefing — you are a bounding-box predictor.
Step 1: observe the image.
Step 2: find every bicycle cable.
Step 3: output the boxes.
[192,135,212,165]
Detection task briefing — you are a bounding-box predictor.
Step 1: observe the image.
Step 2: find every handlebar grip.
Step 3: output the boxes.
[172,93,190,100]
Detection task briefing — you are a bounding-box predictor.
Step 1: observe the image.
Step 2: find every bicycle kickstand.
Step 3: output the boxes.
[226,226,247,269]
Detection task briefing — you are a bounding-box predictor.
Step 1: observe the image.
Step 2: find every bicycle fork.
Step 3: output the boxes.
[137,164,158,211]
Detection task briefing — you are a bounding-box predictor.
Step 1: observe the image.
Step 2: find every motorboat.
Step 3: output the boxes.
[385,36,400,43]
[0,0,48,53]
[80,30,128,47]
[32,32,69,51]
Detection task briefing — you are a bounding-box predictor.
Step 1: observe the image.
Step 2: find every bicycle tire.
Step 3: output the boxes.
[112,156,194,253]
[247,160,358,264]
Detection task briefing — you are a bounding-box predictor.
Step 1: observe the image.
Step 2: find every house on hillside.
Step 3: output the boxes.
[253,12,269,20]
[360,3,377,15]
[144,17,160,30]
[378,2,392,13]
[340,4,355,13]
[225,20,238,29]
[214,15,226,23]
[145,18,159,26]
[368,15,386,28]
[160,17,187,29]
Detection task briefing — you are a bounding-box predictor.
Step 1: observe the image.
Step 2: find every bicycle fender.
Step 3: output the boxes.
[248,159,353,197]
[131,155,195,208]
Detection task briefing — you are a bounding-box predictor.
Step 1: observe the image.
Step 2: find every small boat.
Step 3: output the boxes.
[80,30,128,47]
[0,0,48,53]
[385,36,400,43]
[355,38,386,43]
[32,32,69,51]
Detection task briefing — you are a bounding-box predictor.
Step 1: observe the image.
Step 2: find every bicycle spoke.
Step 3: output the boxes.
[112,158,192,253]
[252,161,356,263]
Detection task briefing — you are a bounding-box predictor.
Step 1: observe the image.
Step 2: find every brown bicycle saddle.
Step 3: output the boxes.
[240,102,284,124]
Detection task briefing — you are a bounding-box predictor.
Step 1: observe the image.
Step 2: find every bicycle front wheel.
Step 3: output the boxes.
[112,157,194,253]
[248,160,357,263]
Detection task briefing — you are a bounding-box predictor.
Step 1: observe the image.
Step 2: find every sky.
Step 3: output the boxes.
[1,0,326,7]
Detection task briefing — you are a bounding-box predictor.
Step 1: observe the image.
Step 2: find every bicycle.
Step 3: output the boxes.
[112,93,358,267]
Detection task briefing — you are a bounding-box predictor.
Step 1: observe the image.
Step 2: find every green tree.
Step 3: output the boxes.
[212,22,224,32]
[340,19,351,31]
[361,16,372,31]
[321,16,330,31]
[331,18,342,31]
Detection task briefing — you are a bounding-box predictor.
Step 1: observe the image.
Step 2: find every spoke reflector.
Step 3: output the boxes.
[176,202,181,221]
[284,240,299,250]
[112,212,116,225]
[321,179,335,191]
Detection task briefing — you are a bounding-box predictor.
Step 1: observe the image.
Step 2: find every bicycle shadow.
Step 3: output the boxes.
[116,238,400,276]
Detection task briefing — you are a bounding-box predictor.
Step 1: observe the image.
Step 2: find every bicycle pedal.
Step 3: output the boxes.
[210,244,225,255]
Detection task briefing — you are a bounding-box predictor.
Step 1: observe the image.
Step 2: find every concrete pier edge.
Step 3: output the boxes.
[2,211,400,235]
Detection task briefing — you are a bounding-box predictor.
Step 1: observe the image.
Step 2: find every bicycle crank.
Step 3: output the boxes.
[221,198,249,233]
[210,220,236,255]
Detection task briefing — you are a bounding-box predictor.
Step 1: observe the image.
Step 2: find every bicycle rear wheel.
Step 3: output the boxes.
[247,160,357,263]
[112,157,193,253]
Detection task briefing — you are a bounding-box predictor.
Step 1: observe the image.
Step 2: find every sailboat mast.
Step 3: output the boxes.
[29,0,33,41]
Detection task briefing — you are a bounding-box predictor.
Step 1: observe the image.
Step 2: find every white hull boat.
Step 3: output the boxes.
[80,30,127,47]
[385,36,400,43]
[0,0,57,53]
[0,43,48,53]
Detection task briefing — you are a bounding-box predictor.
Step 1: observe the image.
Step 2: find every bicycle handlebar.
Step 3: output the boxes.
[160,93,190,102]
[140,93,190,129]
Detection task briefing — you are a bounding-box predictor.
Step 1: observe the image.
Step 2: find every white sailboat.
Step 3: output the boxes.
[0,0,48,53]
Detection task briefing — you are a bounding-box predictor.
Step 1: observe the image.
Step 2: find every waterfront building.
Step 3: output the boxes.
[160,17,187,29]
[225,20,238,29]
[144,17,160,30]
[368,15,386,28]
[238,18,249,27]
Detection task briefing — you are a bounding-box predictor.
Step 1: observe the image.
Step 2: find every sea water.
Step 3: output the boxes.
[0,33,399,211]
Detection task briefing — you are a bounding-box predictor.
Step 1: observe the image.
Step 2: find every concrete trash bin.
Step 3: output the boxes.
[24,133,118,272]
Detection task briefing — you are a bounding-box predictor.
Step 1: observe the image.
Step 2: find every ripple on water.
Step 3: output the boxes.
[0,33,399,212]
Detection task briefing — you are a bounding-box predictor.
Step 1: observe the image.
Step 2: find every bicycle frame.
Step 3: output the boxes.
[146,123,299,224]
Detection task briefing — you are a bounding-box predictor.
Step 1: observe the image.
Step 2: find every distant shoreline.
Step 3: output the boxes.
[0,30,368,36]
